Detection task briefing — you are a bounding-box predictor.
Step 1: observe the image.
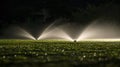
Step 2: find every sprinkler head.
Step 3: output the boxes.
[74,40,77,42]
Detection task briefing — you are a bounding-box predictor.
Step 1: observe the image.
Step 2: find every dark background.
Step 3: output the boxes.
[0,0,120,38]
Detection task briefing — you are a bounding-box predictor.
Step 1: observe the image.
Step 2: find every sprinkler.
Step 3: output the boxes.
[74,40,77,42]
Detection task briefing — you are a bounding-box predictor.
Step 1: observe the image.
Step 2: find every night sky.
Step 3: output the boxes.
[0,0,120,38]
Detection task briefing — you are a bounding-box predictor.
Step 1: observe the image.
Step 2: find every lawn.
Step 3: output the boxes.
[0,39,120,67]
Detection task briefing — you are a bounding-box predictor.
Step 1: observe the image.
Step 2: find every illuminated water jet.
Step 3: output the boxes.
[37,19,74,41]
[37,28,73,41]
[14,27,36,40]
[77,20,120,41]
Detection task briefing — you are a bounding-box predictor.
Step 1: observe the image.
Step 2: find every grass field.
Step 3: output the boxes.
[0,39,120,67]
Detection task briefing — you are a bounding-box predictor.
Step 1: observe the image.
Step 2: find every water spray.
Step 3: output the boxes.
[13,27,36,40]
[77,20,119,41]
[8,19,120,41]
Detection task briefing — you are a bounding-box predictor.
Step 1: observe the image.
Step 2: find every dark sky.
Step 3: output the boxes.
[0,0,120,38]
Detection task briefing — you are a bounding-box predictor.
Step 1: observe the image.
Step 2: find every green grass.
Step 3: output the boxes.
[0,39,120,67]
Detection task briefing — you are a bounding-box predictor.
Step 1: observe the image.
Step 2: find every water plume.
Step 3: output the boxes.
[11,27,36,40]
[16,28,36,40]
[37,19,73,41]
[37,28,73,41]
[77,20,120,41]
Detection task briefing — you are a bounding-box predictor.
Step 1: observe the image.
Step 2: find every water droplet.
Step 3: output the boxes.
[62,49,64,52]
[45,53,47,56]
[36,54,39,56]
[93,53,96,56]
[14,55,17,57]
[3,56,6,59]
[83,55,86,58]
